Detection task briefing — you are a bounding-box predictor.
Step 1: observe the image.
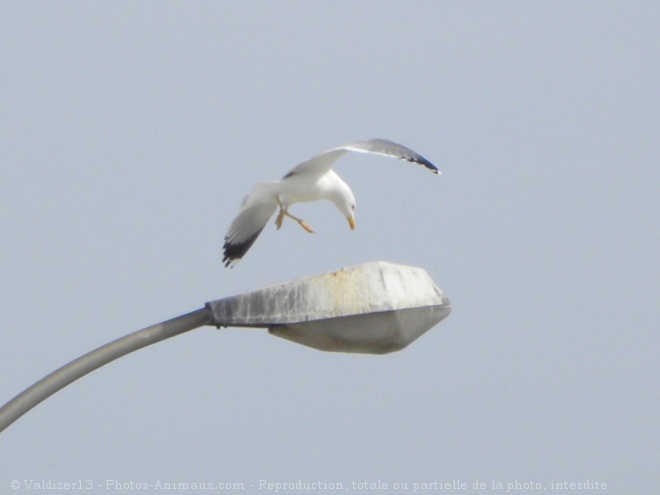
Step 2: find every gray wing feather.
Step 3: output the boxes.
[283,138,439,178]
[341,139,439,174]
[283,149,348,178]
[222,182,279,267]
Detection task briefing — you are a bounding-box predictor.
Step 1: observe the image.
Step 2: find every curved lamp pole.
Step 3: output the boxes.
[0,261,450,433]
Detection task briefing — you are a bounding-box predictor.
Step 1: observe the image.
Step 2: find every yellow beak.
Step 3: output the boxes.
[347,215,356,230]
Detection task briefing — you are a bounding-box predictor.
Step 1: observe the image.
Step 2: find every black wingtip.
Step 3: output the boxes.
[405,155,439,174]
[222,229,265,268]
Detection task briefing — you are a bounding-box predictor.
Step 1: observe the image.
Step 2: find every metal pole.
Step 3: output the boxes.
[0,307,213,433]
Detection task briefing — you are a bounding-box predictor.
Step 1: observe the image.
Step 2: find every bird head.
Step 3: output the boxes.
[330,184,356,231]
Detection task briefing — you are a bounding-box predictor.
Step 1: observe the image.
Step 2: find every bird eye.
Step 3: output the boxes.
[351,204,356,210]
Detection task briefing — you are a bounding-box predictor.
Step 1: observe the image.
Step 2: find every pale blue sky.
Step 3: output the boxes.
[1,2,658,493]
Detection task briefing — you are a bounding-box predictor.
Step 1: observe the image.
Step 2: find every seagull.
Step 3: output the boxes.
[222,138,440,267]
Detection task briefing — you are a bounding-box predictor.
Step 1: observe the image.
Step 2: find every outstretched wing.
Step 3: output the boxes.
[222,182,279,267]
[283,138,440,178]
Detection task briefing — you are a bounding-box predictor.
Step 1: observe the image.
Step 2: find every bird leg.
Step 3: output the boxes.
[275,206,315,233]
[286,210,315,233]
[275,208,286,230]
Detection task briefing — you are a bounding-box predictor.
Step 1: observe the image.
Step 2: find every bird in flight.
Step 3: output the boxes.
[222,138,440,267]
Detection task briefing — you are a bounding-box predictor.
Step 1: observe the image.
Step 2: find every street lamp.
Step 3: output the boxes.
[0,261,450,432]
[209,261,450,354]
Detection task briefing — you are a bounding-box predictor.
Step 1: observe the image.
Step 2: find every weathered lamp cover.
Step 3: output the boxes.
[206,261,451,354]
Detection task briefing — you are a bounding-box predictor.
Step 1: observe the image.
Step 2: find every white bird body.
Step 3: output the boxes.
[222,139,439,267]
[279,169,347,205]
